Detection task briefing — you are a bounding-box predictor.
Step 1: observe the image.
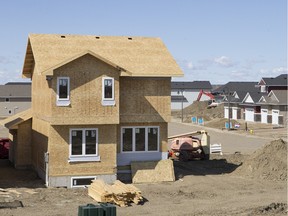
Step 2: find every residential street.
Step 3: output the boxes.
[168,121,281,154]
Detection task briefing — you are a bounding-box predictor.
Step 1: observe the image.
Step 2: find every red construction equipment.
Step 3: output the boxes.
[196,90,215,101]
[196,90,219,108]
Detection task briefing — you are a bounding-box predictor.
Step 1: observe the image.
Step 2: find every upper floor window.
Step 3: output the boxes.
[57,77,70,106]
[102,77,115,106]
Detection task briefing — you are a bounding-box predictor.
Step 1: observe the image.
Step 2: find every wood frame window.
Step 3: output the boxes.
[121,126,159,153]
[57,77,70,106]
[69,128,100,162]
[102,77,115,106]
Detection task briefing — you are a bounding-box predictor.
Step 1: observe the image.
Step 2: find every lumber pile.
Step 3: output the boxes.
[88,179,143,207]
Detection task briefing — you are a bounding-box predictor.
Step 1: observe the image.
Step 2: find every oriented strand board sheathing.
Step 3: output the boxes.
[131,160,175,183]
[120,77,171,123]
[22,34,183,78]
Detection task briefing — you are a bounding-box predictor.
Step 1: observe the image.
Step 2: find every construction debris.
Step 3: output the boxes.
[88,179,143,207]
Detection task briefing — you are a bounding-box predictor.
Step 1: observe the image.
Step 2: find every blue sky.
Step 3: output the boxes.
[0,0,287,84]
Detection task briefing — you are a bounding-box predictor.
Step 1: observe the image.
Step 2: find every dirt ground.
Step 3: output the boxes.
[0,140,287,216]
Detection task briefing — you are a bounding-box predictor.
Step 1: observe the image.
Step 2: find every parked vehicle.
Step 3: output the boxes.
[0,138,9,159]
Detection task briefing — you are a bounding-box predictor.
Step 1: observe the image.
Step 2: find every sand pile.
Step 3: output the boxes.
[235,139,287,181]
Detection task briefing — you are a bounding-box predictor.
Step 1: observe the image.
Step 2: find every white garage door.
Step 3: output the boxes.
[224,107,229,118]
[232,108,238,120]
[272,109,279,125]
[261,109,268,123]
[245,108,254,122]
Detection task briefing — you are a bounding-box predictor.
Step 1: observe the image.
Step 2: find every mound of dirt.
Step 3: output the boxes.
[174,101,224,122]
[234,139,287,181]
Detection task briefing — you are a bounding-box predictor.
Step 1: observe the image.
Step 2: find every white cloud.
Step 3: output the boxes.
[272,67,288,74]
[187,62,193,69]
[259,67,288,77]
[214,56,235,67]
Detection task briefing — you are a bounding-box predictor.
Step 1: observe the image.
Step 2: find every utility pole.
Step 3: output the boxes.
[224,87,231,130]
[227,90,231,130]
[181,89,184,123]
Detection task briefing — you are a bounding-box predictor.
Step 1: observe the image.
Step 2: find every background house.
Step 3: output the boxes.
[216,82,258,120]
[257,90,288,125]
[171,81,212,110]
[1,34,183,188]
[0,82,31,118]
[221,74,288,126]
[257,74,288,93]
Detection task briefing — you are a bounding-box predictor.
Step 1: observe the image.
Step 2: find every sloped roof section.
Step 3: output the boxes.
[261,74,288,86]
[213,82,258,93]
[22,34,183,78]
[269,90,288,104]
[171,81,212,90]
[0,109,32,129]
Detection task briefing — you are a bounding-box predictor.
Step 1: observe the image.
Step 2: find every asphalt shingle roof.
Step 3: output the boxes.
[171,81,212,90]
[261,74,288,86]
[213,82,258,93]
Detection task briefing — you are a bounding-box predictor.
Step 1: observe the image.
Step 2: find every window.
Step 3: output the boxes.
[121,126,159,152]
[71,176,96,188]
[69,128,100,162]
[102,77,115,106]
[5,98,10,102]
[57,77,70,106]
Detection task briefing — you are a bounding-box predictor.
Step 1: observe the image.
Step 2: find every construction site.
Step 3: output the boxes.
[0,110,287,215]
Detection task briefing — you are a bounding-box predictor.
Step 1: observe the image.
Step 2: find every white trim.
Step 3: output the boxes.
[102,77,115,106]
[71,176,97,188]
[121,126,160,153]
[57,77,70,106]
[69,128,100,162]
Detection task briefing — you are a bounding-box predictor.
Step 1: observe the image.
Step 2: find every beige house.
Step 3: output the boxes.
[1,34,183,188]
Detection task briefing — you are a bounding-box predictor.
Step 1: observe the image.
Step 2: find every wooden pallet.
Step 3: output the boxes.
[88,179,143,207]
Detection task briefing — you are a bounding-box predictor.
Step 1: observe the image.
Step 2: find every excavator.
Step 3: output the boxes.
[196,90,219,108]
[168,130,210,161]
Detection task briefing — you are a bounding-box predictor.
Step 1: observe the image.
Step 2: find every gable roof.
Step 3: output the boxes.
[268,90,288,104]
[171,81,212,90]
[0,82,31,98]
[242,91,266,104]
[260,74,288,86]
[213,82,258,93]
[0,109,32,129]
[22,34,183,78]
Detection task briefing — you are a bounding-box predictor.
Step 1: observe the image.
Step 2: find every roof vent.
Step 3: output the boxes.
[95,36,100,39]
[128,37,132,40]
[61,35,66,38]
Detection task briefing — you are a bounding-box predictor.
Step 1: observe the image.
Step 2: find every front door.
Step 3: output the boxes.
[232,108,238,120]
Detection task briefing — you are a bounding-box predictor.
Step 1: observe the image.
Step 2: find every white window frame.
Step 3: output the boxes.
[57,77,70,106]
[69,128,100,162]
[102,77,115,106]
[121,126,160,153]
[71,176,97,188]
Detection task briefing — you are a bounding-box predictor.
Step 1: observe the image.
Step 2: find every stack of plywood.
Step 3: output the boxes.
[88,179,143,207]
